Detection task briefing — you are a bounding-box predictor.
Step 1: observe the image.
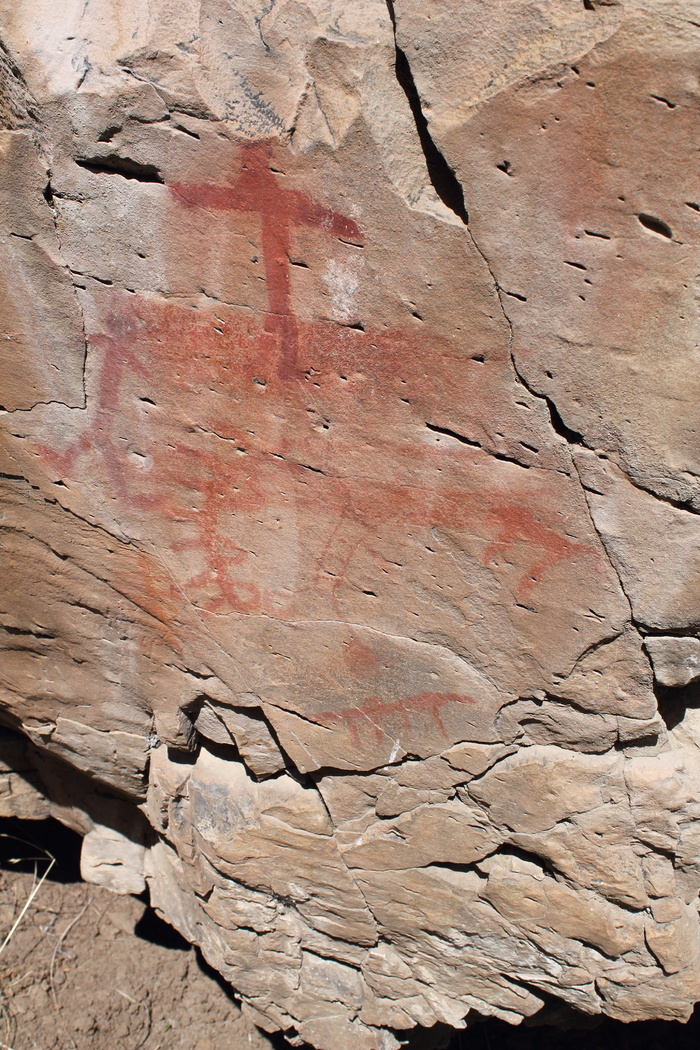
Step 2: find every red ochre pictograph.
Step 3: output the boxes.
[36,140,598,666]
[313,692,475,747]
[170,140,363,381]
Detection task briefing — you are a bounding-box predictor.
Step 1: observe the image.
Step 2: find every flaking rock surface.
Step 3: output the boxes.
[0,1,699,1047]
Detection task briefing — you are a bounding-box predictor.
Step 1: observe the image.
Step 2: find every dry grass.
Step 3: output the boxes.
[0,833,57,1050]
[0,834,55,959]
[0,827,274,1050]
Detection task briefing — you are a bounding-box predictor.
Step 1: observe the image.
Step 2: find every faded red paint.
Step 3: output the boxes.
[40,318,150,489]
[343,638,379,673]
[170,141,362,381]
[34,141,601,642]
[313,691,475,746]
[37,294,597,623]
[483,502,586,602]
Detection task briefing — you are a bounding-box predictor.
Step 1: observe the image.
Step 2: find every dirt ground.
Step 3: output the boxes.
[0,820,275,1050]
[0,819,698,1050]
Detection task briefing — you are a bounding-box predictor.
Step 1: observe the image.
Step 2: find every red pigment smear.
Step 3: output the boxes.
[314,691,475,747]
[34,133,599,622]
[343,638,380,673]
[35,293,596,617]
[38,318,151,492]
[170,140,362,381]
[483,502,586,601]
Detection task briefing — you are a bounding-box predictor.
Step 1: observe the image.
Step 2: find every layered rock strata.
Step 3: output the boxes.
[1,2,699,1047]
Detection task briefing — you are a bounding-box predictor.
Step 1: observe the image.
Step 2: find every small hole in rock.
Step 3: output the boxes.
[638,213,673,239]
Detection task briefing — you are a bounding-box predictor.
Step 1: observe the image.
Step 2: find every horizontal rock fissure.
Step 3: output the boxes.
[425,422,532,469]
[74,156,165,184]
[637,213,673,239]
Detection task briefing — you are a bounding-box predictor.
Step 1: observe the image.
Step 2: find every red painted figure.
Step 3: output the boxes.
[170,140,363,380]
[314,692,475,746]
[32,140,598,626]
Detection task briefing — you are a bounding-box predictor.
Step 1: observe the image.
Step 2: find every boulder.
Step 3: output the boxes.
[1,1,699,1046]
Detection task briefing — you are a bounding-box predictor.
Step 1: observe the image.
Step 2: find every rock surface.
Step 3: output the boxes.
[0,1,699,1047]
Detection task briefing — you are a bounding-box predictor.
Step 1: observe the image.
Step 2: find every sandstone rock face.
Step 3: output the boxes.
[1,1,699,1046]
